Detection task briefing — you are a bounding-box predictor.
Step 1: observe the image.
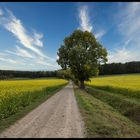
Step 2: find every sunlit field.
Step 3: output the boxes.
[0,79,67,95]
[84,74,140,128]
[0,79,68,120]
[86,74,140,91]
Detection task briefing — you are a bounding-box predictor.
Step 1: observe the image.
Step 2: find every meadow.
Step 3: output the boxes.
[0,78,68,130]
[75,74,140,137]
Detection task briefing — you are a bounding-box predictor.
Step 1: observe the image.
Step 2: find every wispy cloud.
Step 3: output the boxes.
[6,46,34,58]
[108,47,139,63]
[33,32,43,47]
[78,5,93,32]
[108,2,140,63]
[0,57,19,64]
[78,5,106,40]
[0,10,46,58]
[36,59,53,67]
[118,2,140,43]
[108,40,137,63]
[95,30,106,40]
[0,8,58,70]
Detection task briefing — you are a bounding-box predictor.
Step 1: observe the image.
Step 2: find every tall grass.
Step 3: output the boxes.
[86,87,140,125]
[74,87,140,138]
[90,85,140,100]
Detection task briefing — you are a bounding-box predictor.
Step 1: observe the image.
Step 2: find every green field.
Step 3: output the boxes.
[0,78,68,132]
[75,74,140,137]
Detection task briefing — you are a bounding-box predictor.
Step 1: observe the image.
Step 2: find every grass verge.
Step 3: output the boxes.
[74,86,140,138]
[0,83,67,133]
[89,85,140,101]
[86,86,140,125]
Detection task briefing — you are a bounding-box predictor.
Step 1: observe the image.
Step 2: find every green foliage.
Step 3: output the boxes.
[99,61,140,75]
[0,70,57,79]
[57,29,107,88]
[56,69,73,79]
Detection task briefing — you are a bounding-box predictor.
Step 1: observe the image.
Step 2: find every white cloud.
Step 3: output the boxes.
[6,46,34,58]
[35,56,57,67]
[0,9,55,61]
[109,2,140,63]
[95,30,106,40]
[118,2,140,42]
[0,57,19,64]
[36,60,53,66]
[56,55,59,60]
[0,65,17,70]
[108,39,140,63]
[108,49,131,63]
[0,8,58,70]
[2,12,46,58]
[33,32,43,47]
[108,48,140,63]
[78,5,93,32]
[78,5,106,40]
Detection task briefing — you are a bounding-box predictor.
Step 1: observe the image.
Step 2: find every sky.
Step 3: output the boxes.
[0,2,140,71]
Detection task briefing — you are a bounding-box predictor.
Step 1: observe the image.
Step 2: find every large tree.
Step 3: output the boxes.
[57,29,108,89]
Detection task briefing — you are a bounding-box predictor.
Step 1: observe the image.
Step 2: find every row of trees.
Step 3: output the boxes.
[0,70,57,79]
[99,61,140,75]
[0,69,73,80]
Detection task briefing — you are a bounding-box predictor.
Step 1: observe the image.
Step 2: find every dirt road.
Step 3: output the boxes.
[0,81,85,138]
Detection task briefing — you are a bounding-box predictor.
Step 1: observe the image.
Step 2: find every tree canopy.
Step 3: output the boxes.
[57,29,108,88]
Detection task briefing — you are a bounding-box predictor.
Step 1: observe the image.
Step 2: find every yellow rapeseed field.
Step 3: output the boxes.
[86,74,140,91]
[0,79,68,119]
[0,79,68,96]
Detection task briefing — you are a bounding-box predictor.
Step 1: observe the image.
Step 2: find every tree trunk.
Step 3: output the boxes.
[79,80,85,89]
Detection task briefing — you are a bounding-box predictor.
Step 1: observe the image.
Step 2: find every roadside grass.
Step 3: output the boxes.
[0,83,67,133]
[74,86,140,138]
[86,86,140,125]
[89,85,140,101]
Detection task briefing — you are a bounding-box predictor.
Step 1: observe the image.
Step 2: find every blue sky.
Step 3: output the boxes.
[0,2,140,71]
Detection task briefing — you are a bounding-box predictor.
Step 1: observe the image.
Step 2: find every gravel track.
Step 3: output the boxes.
[0,81,85,138]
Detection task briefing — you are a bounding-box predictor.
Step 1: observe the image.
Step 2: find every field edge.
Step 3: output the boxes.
[0,83,68,133]
[74,85,140,138]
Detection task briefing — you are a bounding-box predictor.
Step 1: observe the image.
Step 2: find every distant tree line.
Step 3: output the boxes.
[99,61,140,75]
[0,70,57,79]
[0,61,140,80]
